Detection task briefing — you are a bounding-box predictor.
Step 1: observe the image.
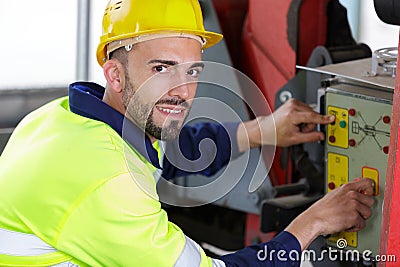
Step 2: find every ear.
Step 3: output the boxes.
[103,59,125,93]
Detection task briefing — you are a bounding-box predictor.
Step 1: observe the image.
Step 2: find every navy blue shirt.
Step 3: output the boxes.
[68,81,301,266]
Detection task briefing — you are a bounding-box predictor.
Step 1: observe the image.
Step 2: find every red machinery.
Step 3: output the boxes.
[380,35,400,266]
[214,0,353,246]
[240,0,326,187]
[214,0,400,254]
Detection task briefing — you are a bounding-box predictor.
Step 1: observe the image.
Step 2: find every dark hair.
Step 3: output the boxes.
[110,47,128,66]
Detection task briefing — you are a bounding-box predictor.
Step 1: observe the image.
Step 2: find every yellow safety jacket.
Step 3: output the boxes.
[0,96,224,266]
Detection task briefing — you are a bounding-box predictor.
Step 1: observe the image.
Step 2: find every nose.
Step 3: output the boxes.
[168,83,190,99]
[168,71,196,99]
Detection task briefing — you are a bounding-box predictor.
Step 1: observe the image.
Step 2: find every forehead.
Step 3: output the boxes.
[130,37,203,63]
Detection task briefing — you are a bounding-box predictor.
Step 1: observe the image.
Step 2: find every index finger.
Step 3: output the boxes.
[292,111,335,125]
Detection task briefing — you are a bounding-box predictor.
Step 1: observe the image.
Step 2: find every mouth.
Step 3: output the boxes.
[155,105,186,117]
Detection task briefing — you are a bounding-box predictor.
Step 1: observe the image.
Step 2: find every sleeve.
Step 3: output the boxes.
[162,122,242,180]
[219,231,301,267]
[55,173,300,267]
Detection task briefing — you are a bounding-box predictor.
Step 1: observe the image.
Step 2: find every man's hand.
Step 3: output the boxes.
[285,178,375,250]
[237,98,334,152]
[266,98,334,147]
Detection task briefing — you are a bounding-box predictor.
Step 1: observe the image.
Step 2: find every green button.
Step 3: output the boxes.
[339,120,347,128]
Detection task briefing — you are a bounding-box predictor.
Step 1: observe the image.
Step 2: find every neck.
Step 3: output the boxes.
[103,89,158,144]
[147,134,157,144]
[103,89,125,114]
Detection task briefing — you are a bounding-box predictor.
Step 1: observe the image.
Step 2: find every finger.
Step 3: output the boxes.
[292,111,334,126]
[289,131,325,145]
[346,179,375,196]
[361,178,375,196]
[346,209,367,232]
[353,178,375,196]
[357,202,373,220]
[354,192,375,207]
[345,219,366,232]
[339,183,375,209]
[300,123,316,133]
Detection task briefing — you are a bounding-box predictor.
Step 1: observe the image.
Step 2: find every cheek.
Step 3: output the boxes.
[141,77,175,101]
[134,84,164,105]
[186,84,197,100]
[190,83,197,95]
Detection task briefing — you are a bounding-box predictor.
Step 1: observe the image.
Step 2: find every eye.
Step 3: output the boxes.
[153,65,169,73]
[187,68,202,78]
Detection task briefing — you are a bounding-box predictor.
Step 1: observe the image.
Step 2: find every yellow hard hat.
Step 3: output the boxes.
[96,0,223,66]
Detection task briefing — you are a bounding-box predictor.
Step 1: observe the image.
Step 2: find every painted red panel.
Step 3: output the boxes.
[297,0,329,65]
[244,213,276,246]
[212,0,248,67]
[379,33,400,266]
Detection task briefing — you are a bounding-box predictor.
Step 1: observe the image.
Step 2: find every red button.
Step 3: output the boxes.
[349,108,356,116]
[329,136,336,143]
[328,182,336,190]
[349,139,356,147]
[383,116,391,124]
[383,146,389,154]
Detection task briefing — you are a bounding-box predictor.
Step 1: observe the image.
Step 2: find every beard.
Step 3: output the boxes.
[122,73,189,141]
[143,98,188,140]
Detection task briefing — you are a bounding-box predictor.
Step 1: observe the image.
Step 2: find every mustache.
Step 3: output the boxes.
[155,98,189,108]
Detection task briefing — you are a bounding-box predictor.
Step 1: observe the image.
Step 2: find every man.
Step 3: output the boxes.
[0,0,374,266]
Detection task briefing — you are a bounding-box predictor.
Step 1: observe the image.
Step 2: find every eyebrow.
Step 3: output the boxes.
[147,59,204,69]
[148,59,178,66]
[190,62,205,69]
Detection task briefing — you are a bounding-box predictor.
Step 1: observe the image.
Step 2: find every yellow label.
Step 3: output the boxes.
[327,153,356,248]
[327,106,349,148]
[327,153,349,192]
[362,167,379,195]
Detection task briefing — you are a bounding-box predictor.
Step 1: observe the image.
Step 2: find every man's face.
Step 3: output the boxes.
[122,37,203,141]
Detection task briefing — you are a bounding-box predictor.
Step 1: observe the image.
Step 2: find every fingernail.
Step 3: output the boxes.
[329,115,335,121]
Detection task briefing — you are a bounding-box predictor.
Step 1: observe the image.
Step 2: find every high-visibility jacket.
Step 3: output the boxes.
[0,82,301,266]
[0,95,223,266]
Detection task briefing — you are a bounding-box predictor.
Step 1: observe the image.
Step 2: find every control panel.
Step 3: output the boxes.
[324,80,392,256]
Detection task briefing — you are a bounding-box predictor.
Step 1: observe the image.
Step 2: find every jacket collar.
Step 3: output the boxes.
[68,81,161,169]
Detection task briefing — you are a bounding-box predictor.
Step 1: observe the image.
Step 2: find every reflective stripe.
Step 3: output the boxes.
[51,262,79,267]
[174,236,201,267]
[0,228,56,256]
[212,259,226,267]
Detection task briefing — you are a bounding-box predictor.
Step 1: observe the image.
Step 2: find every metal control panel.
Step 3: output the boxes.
[324,80,392,256]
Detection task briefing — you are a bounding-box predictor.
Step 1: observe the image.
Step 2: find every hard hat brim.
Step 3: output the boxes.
[96,29,223,67]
